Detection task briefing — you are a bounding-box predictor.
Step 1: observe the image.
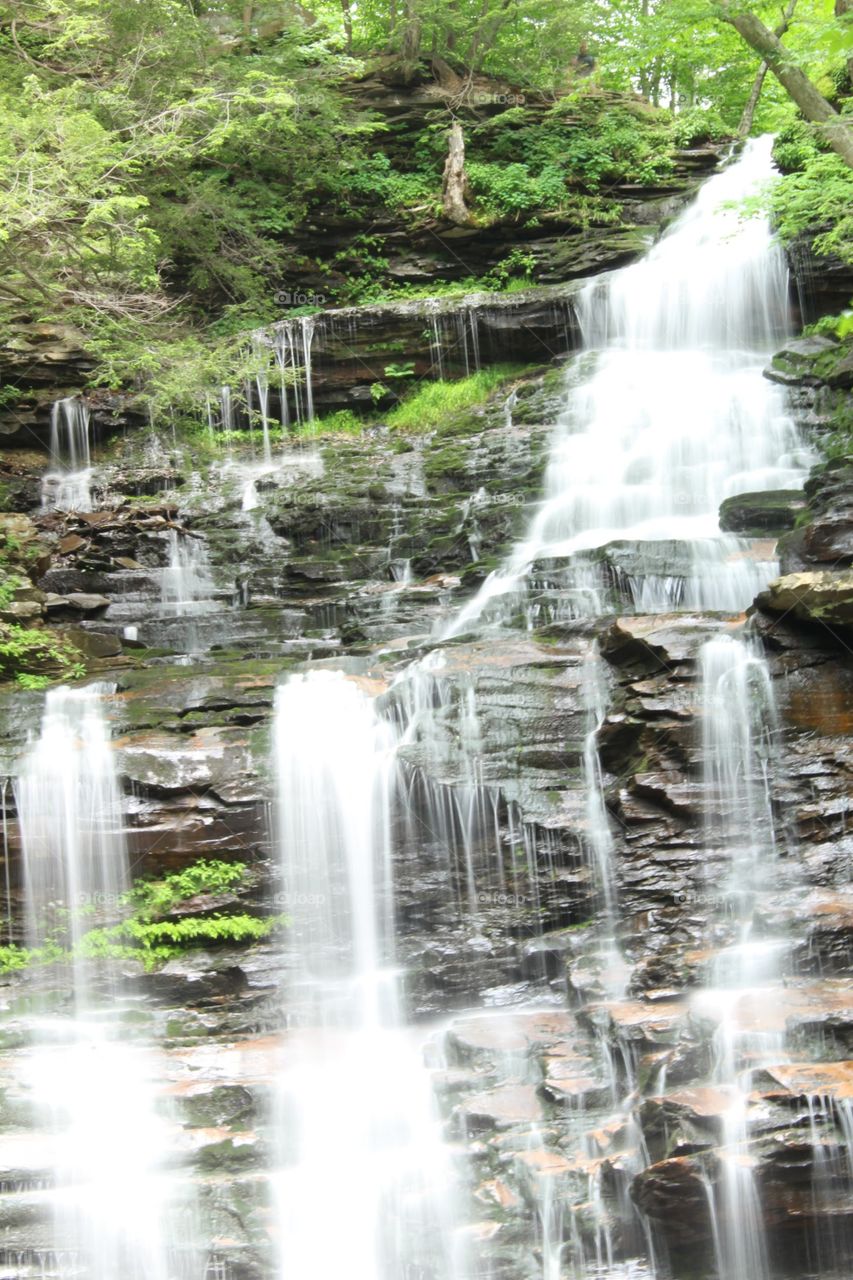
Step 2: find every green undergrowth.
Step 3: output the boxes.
[771,124,853,267]
[127,859,248,920]
[79,913,283,970]
[385,366,525,432]
[0,626,86,686]
[0,859,284,976]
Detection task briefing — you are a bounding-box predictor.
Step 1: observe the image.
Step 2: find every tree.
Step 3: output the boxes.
[441,120,473,224]
[714,0,853,168]
[737,0,798,136]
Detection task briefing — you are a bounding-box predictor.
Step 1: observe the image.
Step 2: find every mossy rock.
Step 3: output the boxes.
[756,570,853,633]
[718,489,806,537]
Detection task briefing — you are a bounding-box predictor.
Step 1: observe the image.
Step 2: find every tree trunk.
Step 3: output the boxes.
[737,0,798,138]
[340,0,353,53]
[738,62,770,137]
[717,3,853,169]
[837,0,853,83]
[442,121,474,226]
[400,0,422,72]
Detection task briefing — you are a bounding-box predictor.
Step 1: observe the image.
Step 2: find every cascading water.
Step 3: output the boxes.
[694,636,787,1280]
[13,685,200,1280]
[7,136,847,1280]
[271,671,461,1280]
[445,137,813,639]
[16,685,128,987]
[41,398,95,513]
[160,528,218,617]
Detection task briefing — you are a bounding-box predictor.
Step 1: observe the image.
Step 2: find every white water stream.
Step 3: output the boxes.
[272,671,460,1280]
[8,138,846,1280]
[41,398,95,513]
[446,136,812,637]
[12,686,200,1280]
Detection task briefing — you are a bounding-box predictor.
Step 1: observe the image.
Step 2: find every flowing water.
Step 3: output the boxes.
[12,686,201,1280]
[445,135,812,638]
[160,529,218,618]
[693,637,788,1280]
[271,671,460,1280]
[263,142,820,1280]
[7,138,847,1280]
[41,398,95,513]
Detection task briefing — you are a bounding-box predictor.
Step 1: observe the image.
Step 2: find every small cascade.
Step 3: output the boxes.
[581,644,616,921]
[14,685,200,1280]
[503,387,518,429]
[700,634,782,893]
[271,671,460,1280]
[693,635,786,1280]
[266,316,317,428]
[16,684,128,975]
[41,397,95,512]
[459,486,488,561]
[220,384,235,432]
[458,305,481,375]
[442,137,814,638]
[160,528,217,617]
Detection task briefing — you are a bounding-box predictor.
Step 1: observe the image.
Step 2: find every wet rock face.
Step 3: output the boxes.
[757,570,853,631]
[719,489,806,536]
[777,457,853,574]
[787,235,853,324]
[1,314,852,1279]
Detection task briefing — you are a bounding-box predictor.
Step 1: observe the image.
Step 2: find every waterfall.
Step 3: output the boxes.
[444,137,813,638]
[160,528,217,617]
[581,644,615,918]
[271,671,460,1280]
[700,634,782,903]
[694,636,786,1280]
[16,684,128,972]
[266,316,317,428]
[14,685,200,1280]
[41,397,95,513]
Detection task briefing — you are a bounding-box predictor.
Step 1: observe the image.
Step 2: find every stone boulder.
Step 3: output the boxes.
[718,490,805,537]
[756,571,853,633]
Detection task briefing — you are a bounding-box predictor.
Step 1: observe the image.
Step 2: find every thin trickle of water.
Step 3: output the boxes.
[263,316,317,429]
[581,644,616,919]
[220,384,235,432]
[160,529,217,617]
[700,633,782,903]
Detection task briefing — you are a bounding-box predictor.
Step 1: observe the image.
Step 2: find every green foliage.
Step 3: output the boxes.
[0,938,66,973]
[295,409,365,437]
[79,912,283,969]
[671,107,729,148]
[0,944,31,974]
[11,856,278,975]
[0,626,86,683]
[482,248,537,290]
[0,0,367,334]
[0,0,849,408]
[383,361,417,380]
[127,860,247,921]
[0,573,23,609]
[15,673,52,691]
[771,129,853,265]
[807,311,853,339]
[466,161,565,218]
[385,367,522,432]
